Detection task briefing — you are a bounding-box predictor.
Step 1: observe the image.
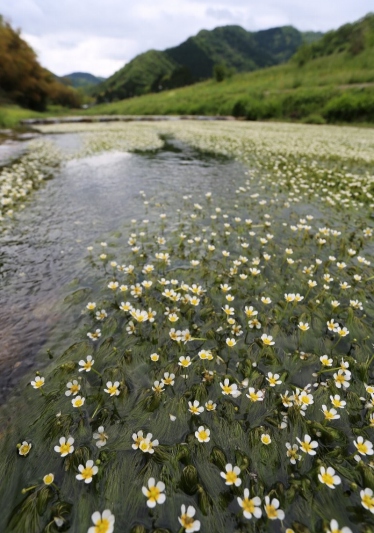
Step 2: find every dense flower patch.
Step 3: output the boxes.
[0,121,373,533]
[0,140,62,222]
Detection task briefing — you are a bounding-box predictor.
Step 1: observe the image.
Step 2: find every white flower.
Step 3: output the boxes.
[264,496,285,520]
[220,463,242,486]
[237,489,262,519]
[54,436,74,457]
[76,460,98,483]
[220,378,241,398]
[142,478,166,508]
[188,400,204,415]
[65,380,81,396]
[78,355,94,372]
[333,370,351,389]
[286,443,301,464]
[318,466,341,488]
[178,505,200,533]
[354,436,373,456]
[104,381,120,396]
[261,334,275,346]
[71,395,85,408]
[361,488,374,514]
[31,376,45,389]
[326,519,352,533]
[93,426,108,448]
[195,426,210,443]
[296,434,318,455]
[88,510,115,533]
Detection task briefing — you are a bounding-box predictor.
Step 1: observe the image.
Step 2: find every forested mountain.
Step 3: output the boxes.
[293,12,374,65]
[88,13,374,124]
[94,25,322,102]
[0,16,81,110]
[60,72,106,89]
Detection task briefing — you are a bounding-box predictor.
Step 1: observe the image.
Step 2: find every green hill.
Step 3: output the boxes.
[94,25,322,102]
[60,72,106,89]
[86,13,374,123]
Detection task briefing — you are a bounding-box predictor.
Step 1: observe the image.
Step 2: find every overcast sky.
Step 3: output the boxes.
[1,0,372,77]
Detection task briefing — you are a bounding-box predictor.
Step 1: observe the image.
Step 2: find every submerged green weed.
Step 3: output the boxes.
[0,121,374,533]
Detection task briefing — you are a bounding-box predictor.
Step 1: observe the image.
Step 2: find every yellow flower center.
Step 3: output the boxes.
[242,498,255,514]
[74,399,83,407]
[44,474,54,484]
[181,514,194,527]
[302,442,312,453]
[59,443,71,454]
[263,339,272,345]
[222,385,232,394]
[321,472,334,485]
[94,518,110,533]
[108,386,117,395]
[70,384,80,393]
[325,411,334,420]
[81,466,94,480]
[20,445,30,455]
[362,494,374,509]
[357,442,368,454]
[226,471,238,484]
[147,486,161,502]
[265,504,277,519]
[139,440,149,452]
[84,362,93,370]
[335,375,345,384]
[301,396,311,404]
[198,430,208,440]
[180,360,189,367]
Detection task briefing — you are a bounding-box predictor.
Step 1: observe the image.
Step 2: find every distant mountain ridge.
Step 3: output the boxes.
[59,72,106,89]
[94,25,323,102]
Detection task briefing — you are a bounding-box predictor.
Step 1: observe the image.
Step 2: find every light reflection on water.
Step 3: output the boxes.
[0,135,246,400]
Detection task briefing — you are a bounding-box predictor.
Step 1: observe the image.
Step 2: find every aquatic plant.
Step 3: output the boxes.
[0,121,373,532]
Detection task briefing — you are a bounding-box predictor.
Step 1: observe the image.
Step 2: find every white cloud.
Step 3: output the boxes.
[24,33,136,77]
[3,0,373,77]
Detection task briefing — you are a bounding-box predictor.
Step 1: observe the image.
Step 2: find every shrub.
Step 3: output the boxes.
[323,90,374,121]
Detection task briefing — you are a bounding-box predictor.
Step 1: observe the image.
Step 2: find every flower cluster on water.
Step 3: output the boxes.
[2,121,374,533]
[0,140,62,222]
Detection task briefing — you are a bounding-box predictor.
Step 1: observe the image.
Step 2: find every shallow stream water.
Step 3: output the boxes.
[0,134,246,401]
